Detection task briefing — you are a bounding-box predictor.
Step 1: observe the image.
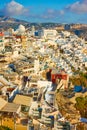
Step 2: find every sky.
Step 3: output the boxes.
[0,0,87,23]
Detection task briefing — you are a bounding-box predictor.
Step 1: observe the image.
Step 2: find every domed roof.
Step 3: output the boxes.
[18,24,25,33]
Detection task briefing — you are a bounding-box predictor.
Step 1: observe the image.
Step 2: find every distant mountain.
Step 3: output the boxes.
[0,15,28,23]
[0,16,30,30]
[0,16,63,30]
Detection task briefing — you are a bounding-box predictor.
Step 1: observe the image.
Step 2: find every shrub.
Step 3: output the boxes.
[0,126,12,130]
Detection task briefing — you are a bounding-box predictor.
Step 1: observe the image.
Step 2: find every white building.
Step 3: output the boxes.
[0,32,4,51]
[42,29,58,39]
[34,59,40,74]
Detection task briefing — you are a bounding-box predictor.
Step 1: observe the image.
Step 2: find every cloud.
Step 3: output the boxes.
[66,0,87,14]
[1,0,86,23]
[0,0,29,16]
[25,8,64,21]
[0,1,64,21]
[40,9,64,19]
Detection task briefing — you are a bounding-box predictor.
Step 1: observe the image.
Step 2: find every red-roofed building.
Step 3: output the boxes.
[51,69,67,83]
[0,32,4,37]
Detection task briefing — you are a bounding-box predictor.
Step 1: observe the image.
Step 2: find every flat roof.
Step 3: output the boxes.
[0,97,7,110]
[0,103,20,113]
[13,94,32,106]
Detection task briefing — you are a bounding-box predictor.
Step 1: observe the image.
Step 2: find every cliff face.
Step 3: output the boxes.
[73,28,87,41]
[56,91,80,124]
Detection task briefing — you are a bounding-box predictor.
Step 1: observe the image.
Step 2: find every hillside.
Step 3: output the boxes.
[71,27,87,41]
[56,90,87,124]
[0,16,29,30]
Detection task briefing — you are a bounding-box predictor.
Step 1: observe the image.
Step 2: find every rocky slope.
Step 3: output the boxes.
[56,91,87,124]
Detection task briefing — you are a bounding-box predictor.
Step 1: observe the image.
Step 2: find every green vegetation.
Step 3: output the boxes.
[70,72,87,87]
[60,49,64,54]
[75,96,87,118]
[76,123,85,130]
[0,126,12,130]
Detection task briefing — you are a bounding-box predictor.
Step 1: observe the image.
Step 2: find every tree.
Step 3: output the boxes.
[0,126,12,130]
[70,72,87,87]
[75,96,87,118]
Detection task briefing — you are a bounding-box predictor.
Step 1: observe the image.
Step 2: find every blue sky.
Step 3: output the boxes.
[0,0,87,23]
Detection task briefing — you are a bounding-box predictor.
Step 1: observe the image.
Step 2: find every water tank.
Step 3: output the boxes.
[48,115,54,128]
[29,125,34,130]
[38,107,42,118]
[74,86,82,92]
